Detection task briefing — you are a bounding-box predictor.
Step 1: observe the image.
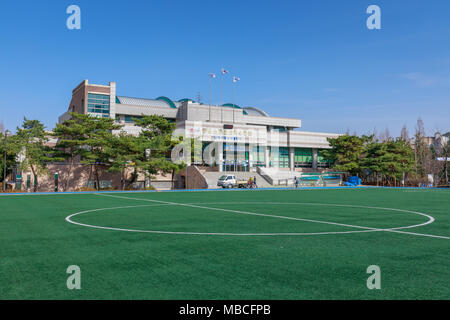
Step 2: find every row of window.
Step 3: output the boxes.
[181,143,331,169]
[87,93,110,116]
[88,105,110,114]
[88,93,110,102]
[87,112,110,118]
[114,115,143,123]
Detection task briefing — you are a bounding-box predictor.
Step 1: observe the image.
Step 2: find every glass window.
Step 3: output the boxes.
[270,147,289,168]
[124,115,142,123]
[252,145,265,164]
[295,148,313,168]
[272,126,288,132]
[87,93,110,117]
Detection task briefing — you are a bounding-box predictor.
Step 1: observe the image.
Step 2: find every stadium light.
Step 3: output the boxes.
[3,129,11,192]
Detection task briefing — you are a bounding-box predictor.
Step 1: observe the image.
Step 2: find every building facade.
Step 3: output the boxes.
[59,80,340,173]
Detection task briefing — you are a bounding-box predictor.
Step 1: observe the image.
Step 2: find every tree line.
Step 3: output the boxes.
[0,113,183,192]
[322,119,449,186]
[1,115,448,191]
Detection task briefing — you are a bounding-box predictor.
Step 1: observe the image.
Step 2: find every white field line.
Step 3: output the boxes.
[65,203,378,237]
[96,194,385,232]
[80,194,450,240]
[188,202,434,231]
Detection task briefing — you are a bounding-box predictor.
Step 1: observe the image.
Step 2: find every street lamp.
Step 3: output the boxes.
[3,130,11,192]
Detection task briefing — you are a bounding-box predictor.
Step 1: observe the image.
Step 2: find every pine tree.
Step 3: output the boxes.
[321,135,370,176]
[53,113,92,191]
[15,118,61,192]
[79,115,121,190]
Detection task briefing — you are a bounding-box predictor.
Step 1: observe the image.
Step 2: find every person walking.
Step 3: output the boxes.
[253,176,258,188]
[294,176,299,188]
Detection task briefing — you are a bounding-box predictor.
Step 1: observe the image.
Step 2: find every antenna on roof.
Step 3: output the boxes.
[197,92,202,104]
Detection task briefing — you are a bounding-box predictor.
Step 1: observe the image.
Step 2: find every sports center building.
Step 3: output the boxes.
[55,80,343,190]
[59,80,339,172]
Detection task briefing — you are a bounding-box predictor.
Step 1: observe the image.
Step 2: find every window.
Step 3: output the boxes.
[252,145,265,166]
[295,148,313,168]
[270,147,289,168]
[272,126,288,132]
[125,115,142,123]
[87,93,110,117]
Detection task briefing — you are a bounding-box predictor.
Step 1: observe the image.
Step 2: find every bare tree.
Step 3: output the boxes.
[414,117,433,183]
[0,121,4,133]
[432,131,449,185]
[416,117,425,137]
[379,127,391,142]
[372,127,378,141]
[400,124,409,141]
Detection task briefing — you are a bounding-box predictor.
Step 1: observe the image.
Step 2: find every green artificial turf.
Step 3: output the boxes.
[0,188,449,299]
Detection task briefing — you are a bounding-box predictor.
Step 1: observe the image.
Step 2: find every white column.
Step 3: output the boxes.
[312,148,318,171]
[216,142,223,172]
[109,81,116,119]
[264,146,270,168]
[289,147,295,171]
[248,144,254,171]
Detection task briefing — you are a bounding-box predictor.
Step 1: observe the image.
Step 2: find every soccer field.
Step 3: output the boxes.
[0,188,449,300]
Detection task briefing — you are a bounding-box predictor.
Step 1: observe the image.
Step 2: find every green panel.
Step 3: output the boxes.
[294,148,312,163]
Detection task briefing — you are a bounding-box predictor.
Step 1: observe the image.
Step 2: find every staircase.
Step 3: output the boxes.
[201,171,273,189]
[257,167,299,186]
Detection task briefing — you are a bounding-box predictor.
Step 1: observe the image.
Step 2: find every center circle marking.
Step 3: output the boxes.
[65,201,435,236]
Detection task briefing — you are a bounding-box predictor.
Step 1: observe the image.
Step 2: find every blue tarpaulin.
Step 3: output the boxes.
[345,176,361,186]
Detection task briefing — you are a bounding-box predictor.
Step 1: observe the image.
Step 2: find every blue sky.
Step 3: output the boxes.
[0,0,449,136]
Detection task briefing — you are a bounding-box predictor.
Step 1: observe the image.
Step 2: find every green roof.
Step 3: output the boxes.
[221,103,248,115]
[178,98,194,103]
[156,96,177,108]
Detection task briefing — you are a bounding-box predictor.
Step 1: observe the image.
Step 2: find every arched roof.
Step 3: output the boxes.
[221,103,248,115]
[178,98,194,103]
[116,96,170,108]
[155,96,177,108]
[242,106,269,117]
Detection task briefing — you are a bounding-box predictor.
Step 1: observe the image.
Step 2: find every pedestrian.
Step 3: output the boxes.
[253,176,257,188]
[294,176,299,188]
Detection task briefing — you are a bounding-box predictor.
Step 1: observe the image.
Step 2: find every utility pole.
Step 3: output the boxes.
[3,130,11,192]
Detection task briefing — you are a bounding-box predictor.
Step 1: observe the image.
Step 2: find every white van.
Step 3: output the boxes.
[217,175,236,188]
